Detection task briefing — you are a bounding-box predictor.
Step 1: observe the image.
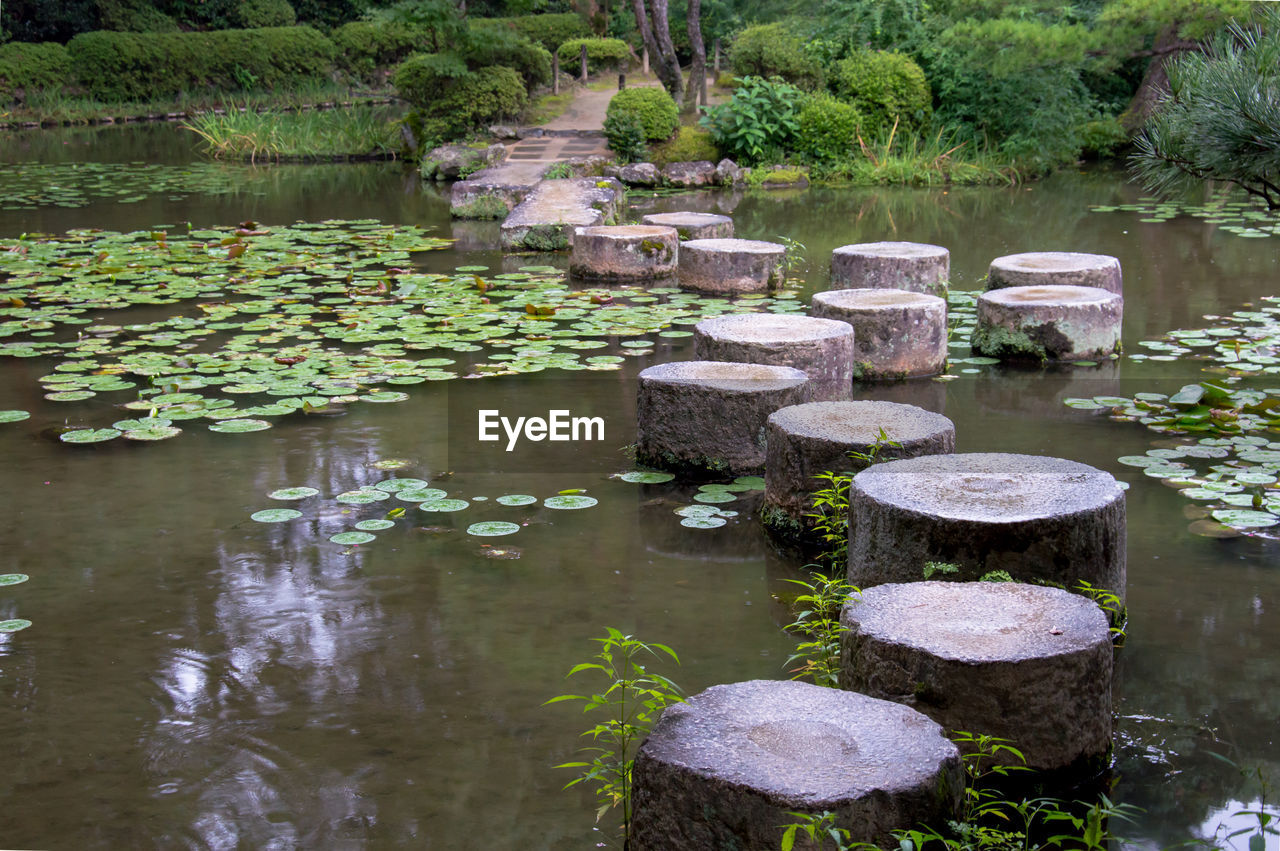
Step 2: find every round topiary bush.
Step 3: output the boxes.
[727,22,824,91]
[795,94,861,163]
[236,0,297,28]
[556,37,631,73]
[605,87,678,142]
[830,50,931,138]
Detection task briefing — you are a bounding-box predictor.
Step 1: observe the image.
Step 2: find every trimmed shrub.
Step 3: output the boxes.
[236,0,297,28]
[649,125,720,167]
[473,14,589,51]
[795,94,861,162]
[829,50,931,137]
[603,111,648,163]
[96,0,181,33]
[605,87,678,142]
[0,41,71,102]
[727,23,823,91]
[556,37,631,74]
[67,27,337,101]
[396,57,527,138]
[332,20,425,77]
[393,52,471,108]
[459,27,551,91]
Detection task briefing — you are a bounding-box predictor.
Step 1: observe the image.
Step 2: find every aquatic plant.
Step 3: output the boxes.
[183,107,402,161]
[546,628,683,844]
[780,571,858,688]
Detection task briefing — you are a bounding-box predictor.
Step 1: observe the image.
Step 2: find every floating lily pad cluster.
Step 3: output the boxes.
[1128,297,1280,375]
[940,291,1002,378]
[1,221,801,445]
[1092,197,1280,240]
[1065,382,1280,536]
[616,470,763,530]
[0,572,30,634]
[248,469,599,545]
[0,161,298,210]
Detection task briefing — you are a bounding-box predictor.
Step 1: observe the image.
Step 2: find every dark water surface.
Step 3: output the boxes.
[0,124,1277,849]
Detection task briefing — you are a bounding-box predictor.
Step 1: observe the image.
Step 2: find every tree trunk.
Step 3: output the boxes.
[633,0,683,100]
[681,0,706,114]
[1121,26,1196,134]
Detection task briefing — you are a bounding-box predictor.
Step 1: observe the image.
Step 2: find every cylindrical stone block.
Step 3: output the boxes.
[641,211,734,240]
[568,225,678,280]
[972,285,1122,362]
[987,252,1122,295]
[841,582,1113,775]
[636,361,810,477]
[811,288,948,381]
[848,453,1126,599]
[693,314,855,402]
[631,680,962,851]
[678,238,786,295]
[762,401,955,547]
[830,242,950,298]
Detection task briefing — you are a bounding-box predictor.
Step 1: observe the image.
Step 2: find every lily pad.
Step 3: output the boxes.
[374,478,430,493]
[0,574,29,586]
[0,619,32,633]
[419,498,470,512]
[123,424,183,441]
[1211,509,1279,528]
[268,486,320,500]
[0,410,30,423]
[496,494,538,506]
[467,521,521,536]
[680,516,727,529]
[208,419,272,433]
[619,471,676,484]
[59,428,119,444]
[330,531,376,544]
[251,508,303,522]
[355,519,396,531]
[336,489,390,504]
[543,495,598,509]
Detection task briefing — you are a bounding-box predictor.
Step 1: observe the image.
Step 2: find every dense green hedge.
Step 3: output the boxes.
[605,87,678,142]
[237,0,297,28]
[473,13,589,51]
[67,27,336,101]
[396,57,527,138]
[830,50,932,137]
[728,23,824,91]
[0,41,71,102]
[462,28,551,91]
[556,37,631,73]
[795,94,861,162]
[332,20,425,77]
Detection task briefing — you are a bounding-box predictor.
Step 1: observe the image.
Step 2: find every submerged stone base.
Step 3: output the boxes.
[636,361,810,477]
[678,238,787,295]
[641,211,734,241]
[693,314,855,401]
[972,285,1122,362]
[763,401,955,549]
[848,452,1127,599]
[987,252,1122,295]
[830,242,950,298]
[840,581,1114,774]
[811,288,948,380]
[631,680,962,851]
[499,177,625,251]
[568,225,678,280]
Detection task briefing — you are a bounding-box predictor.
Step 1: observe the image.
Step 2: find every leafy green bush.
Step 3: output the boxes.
[605,87,678,141]
[96,0,181,33]
[557,37,631,73]
[699,75,804,164]
[396,60,527,138]
[332,20,425,77]
[829,50,931,137]
[648,125,720,167]
[236,0,297,28]
[0,41,71,102]
[727,23,824,91]
[603,111,648,163]
[67,27,337,101]
[473,13,589,51]
[1078,117,1128,158]
[795,93,861,162]
[459,27,550,91]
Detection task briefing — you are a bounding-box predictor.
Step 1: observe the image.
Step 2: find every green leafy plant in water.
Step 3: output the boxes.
[777,235,806,281]
[545,628,683,845]
[805,427,902,569]
[780,811,855,851]
[781,572,858,688]
[923,560,960,579]
[1075,581,1126,647]
[1205,754,1279,851]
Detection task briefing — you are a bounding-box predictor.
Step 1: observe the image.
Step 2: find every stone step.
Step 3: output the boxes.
[499,177,625,252]
[450,162,548,220]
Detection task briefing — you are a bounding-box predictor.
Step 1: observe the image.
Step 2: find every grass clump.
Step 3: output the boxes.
[183,106,401,161]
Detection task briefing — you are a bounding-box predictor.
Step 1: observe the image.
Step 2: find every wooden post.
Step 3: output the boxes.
[713,38,721,75]
[580,44,589,83]
[619,73,627,90]
[642,46,649,76]
[552,51,560,94]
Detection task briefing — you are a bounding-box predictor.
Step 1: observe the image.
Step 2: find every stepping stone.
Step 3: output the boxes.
[631,679,962,851]
[840,581,1114,775]
[692,314,855,401]
[641,211,734,240]
[830,241,950,298]
[761,401,955,548]
[972,285,1122,362]
[678,238,787,295]
[811,288,948,381]
[499,177,625,251]
[636,361,810,477]
[450,161,547,220]
[987,252,1122,294]
[848,452,1126,599]
[568,225,679,281]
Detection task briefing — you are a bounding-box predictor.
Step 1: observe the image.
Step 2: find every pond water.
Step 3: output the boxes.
[1,124,1278,849]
